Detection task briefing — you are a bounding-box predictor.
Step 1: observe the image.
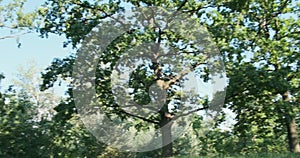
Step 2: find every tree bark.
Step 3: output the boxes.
[282,92,300,153]
[160,111,173,157]
[286,118,300,153]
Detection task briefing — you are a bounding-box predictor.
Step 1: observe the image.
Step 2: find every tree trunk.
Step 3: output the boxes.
[282,92,300,153]
[160,111,173,157]
[286,118,300,153]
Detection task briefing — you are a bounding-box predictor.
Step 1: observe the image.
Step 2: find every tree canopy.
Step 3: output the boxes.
[0,0,300,157]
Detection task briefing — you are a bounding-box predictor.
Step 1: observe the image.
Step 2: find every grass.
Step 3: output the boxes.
[174,152,300,158]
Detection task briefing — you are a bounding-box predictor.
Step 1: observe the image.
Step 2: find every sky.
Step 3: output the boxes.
[0,31,73,90]
[0,0,73,91]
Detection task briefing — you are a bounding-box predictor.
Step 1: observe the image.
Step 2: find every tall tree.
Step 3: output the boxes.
[39,1,226,157]
[207,0,300,153]
[12,61,60,120]
[38,0,300,156]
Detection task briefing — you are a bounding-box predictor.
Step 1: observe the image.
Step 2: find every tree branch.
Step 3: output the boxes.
[172,106,208,120]
[164,55,208,89]
[0,31,30,40]
[119,109,159,124]
[177,0,188,11]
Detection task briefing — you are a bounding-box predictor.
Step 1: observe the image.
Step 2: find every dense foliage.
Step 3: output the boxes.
[0,0,300,157]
